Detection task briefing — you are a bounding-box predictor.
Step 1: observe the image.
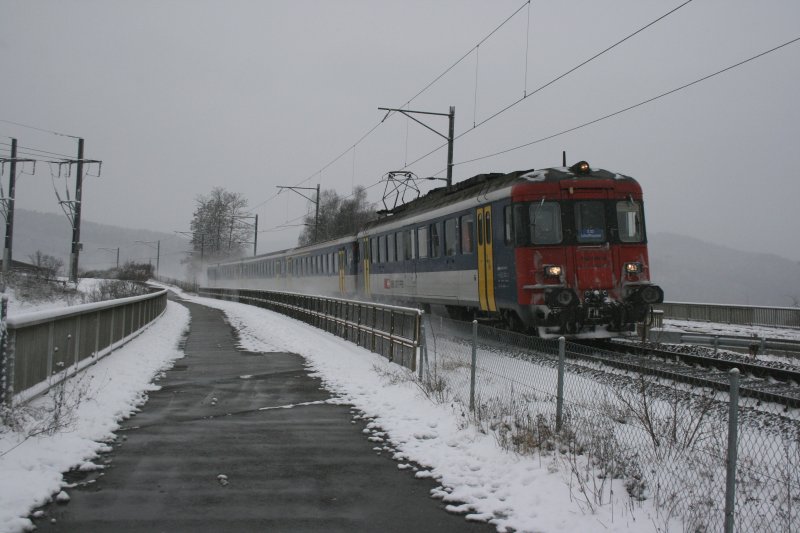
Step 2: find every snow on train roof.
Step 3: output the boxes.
[520,167,634,182]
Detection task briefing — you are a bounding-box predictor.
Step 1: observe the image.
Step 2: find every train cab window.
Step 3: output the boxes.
[575,201,606,243]
[616,201,644,242]
[444,218,457,256]
[430,222,442,257]
[417,227,429,258]
[387,233,396,262]
[460,215,474,254]
[530,202,562,244]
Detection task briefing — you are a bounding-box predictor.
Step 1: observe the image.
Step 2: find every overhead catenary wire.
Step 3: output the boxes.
[247,0,532,213]
[452,35,800,167]
[0,118,80,139]
[0,141,74,160]
[401,0,696,171]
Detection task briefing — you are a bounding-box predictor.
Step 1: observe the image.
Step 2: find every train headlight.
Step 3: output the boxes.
[624,262,643,274]
[544,265,563,277]
[569,161,591,175]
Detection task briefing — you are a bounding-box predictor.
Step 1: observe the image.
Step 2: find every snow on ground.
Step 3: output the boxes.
[4,278,108,316]
[0,301,189,533]
[9,285,795,532]
[177,292,664,532]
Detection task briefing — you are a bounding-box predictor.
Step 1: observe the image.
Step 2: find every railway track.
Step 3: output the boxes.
[575,339,800,409]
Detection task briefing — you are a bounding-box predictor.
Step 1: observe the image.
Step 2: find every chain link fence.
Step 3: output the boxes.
[419,315,800,532]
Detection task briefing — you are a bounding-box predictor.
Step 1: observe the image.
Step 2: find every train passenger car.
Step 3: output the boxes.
[207,161,662,338]
[207,234,358,297]
[357,161,662,338]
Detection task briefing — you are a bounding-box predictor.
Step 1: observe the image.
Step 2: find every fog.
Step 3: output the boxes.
[2,0,799,262]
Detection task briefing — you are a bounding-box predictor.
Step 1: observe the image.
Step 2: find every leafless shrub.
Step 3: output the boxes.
[83,279,149,303]
[5,272,78,304]
[1,372,93,458]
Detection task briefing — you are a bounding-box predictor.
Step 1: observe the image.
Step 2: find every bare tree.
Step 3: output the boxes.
[190,188,250,261]
[28,251,64,281]
[298,186,376,246]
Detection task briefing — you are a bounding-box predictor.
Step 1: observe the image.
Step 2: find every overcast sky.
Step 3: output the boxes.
[2,0,799,262]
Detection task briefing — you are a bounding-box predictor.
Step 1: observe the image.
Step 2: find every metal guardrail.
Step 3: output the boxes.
[657,302,800,329]
[0,289,168,405]
[198,288,422,371]
[651,330,800,356]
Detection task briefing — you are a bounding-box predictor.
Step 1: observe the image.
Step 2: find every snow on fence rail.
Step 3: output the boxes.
[658,301,800,329]
[420,315,800,532]
[0,289,168,405]
[198,287,422,371]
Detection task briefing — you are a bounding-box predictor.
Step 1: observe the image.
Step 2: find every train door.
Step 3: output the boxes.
[476,205,497,312]
[361,237,371,297]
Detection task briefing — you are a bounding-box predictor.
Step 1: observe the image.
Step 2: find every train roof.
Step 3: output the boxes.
[365,163,637,228]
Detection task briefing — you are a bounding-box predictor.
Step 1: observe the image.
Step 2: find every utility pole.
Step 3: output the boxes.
[276,184,321,242]
[1,139,34,276]
[55,138,101,284]
[254,214,258,256]
[378,105,455,188]
[69,138,84,284]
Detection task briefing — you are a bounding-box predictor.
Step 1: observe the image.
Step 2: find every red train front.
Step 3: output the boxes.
[501,161,662,337]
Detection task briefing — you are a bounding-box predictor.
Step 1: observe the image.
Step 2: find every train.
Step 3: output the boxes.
[207,161,663,338]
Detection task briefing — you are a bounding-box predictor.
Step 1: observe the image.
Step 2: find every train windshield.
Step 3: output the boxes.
[616,201,644,242]
[530,202,562,244]
[575,201,605,243]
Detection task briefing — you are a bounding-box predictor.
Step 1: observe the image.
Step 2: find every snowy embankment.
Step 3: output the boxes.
[0,301,189,533]
[179,292,663,533]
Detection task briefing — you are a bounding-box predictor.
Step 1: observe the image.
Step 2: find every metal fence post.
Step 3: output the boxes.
[0,294,8,405]
[470,320,477,412]
[418,318,426,381]
[556,336,565,432]
[714,335,719,354]
[724,368,740,533]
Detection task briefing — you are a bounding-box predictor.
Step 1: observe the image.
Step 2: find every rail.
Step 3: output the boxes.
[656,301,800,329]
[0,289,168,405]
[198,288,422,371]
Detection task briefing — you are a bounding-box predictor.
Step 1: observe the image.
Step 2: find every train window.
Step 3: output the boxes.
[616,201,643,242]
[417,227,428,258]
[504,207,514,244]
[460,215,474,254]
[395,232,404,261]
[430,222,442,257]
[387,233,396,262]
[575,201,606,243]
[444,218,457,256]
[403,230,414,260]
[530,202,562,244]
[378,235,387,263]
[485,213,492,245]
[371,238,378,264]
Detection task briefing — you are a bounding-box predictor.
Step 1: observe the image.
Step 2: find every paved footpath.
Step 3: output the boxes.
[36,297,494,532]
